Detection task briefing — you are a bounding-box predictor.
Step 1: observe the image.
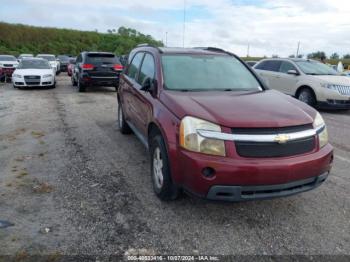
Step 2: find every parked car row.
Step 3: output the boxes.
[0,53,76,82]
[3,45,348,204]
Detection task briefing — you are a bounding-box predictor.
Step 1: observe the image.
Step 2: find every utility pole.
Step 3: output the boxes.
[296,41,300,57]
[183,0,186,47]
[165,32,168,47]
[247,44,250,57]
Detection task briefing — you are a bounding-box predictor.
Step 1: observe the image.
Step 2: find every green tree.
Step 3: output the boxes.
[330,53,339,59]
[307,51,326,59]
[0,22,163,56]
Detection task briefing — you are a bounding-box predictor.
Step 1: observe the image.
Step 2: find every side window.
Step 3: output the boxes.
[256,60,281,72]
[138,53,155,85]
[279,61,297,74]
[128,52,144,80]
[255,61,268,70]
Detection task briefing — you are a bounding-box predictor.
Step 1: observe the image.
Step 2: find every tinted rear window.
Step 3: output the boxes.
[255,60,282,72]
[86,54,120,64]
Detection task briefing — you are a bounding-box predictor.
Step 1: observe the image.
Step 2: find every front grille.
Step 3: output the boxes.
[3,64,14,67]
[24,75,41,86]
[330,85,350,96]
[233,125,316,158]
[24,75,40,80]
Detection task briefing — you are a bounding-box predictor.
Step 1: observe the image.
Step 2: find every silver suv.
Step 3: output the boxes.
[254,58,350,109]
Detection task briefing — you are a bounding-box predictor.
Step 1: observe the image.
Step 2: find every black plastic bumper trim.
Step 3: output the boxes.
[206,172,329,202]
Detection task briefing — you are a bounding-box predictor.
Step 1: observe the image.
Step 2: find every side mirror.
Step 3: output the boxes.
[287,69,299,75]
[141,77,156,94]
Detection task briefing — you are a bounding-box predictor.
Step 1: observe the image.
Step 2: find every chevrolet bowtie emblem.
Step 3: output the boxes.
[274,134,290,144]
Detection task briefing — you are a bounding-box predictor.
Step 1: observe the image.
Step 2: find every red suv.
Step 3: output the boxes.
[117,45,333,202]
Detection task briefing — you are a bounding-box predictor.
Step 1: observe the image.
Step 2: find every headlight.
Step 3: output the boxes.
[43,74,53,78]
[179,116,226,156]
[13,74,22,78]
[313,112,328,148]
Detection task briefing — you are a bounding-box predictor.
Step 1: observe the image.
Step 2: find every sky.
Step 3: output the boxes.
[1,0,350,57]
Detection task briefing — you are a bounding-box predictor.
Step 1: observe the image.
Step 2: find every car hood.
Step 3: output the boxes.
[14,69,54,75]
[0,61,19,66]
[312,75,350,85]
[160,90,316,128]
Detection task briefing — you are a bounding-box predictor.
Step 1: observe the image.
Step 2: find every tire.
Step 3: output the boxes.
[297,88,316,107]
[149,132,179,201]
[78,80,86,92]
[51,83,56,89]
[71,76,77,86]
[13,84,17,89]
[118,103,132,134]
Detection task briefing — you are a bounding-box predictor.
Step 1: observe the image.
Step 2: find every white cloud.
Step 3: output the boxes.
[2,0,350,57]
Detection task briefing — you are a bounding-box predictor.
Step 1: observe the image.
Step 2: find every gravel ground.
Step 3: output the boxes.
[0,74,349,261]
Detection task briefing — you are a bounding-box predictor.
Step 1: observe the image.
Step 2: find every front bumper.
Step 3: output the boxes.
[176,143,333,200]
[207,172,328,201]
[318,100,350,110]
[317,88,350,109]
[12,77,54,87]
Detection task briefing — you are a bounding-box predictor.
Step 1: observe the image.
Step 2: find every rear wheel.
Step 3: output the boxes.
[297,88,316,107]
[149,132,179,201]
[118,103,132,134]
[71,75,77,86]
[78,80,85,92]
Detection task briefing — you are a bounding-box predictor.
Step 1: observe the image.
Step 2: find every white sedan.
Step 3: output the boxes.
[37,54,60,75]
[12,58,56,88]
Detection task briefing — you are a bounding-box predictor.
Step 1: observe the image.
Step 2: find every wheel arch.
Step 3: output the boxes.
[295,85,317,101]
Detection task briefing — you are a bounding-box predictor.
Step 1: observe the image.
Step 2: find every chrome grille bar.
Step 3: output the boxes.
[197,125,325,143]
[332,85,350,96]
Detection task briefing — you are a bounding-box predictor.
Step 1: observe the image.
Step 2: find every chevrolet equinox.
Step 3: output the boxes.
[117,45,333,202]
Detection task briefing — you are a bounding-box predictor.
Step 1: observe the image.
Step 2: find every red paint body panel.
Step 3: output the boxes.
[118,47,334,200]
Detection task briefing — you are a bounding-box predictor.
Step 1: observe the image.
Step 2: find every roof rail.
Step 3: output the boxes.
[193,47,226,53]
[135,43,163,53]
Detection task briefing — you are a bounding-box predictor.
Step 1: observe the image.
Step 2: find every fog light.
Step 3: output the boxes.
[202,167,216,178]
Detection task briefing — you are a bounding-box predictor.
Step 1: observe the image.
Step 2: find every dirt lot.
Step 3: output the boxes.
[0,74,349,260]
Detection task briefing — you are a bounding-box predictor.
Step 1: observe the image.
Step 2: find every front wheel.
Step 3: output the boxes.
[297,88,316,107]
[149,133,179,201]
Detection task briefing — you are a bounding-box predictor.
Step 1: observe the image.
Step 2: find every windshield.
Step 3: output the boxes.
[161,55,262,91]
[0,55,17,61]
[18,59,51,69]
[296,60,339,75]
[37,55,56,61]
